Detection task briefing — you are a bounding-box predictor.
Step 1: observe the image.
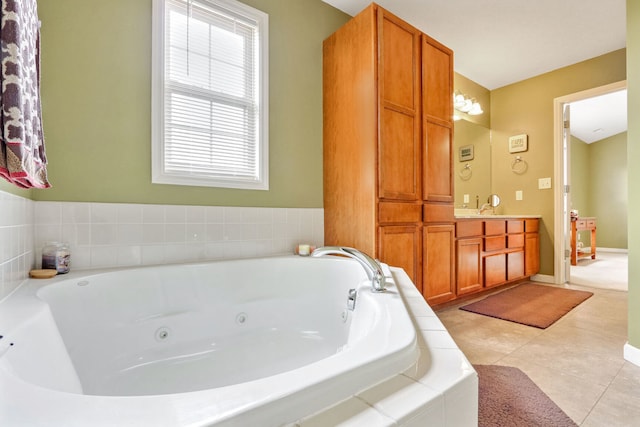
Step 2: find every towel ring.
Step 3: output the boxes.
[459,163,472,181]
[511,156,528,174]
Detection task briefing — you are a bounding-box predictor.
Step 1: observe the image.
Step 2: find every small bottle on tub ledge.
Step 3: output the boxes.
[294,244,316,256]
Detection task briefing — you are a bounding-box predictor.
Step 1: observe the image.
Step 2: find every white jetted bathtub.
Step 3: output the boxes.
[0,255,423,426]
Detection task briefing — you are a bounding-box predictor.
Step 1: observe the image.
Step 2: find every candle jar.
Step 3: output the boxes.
[42,242,71,274]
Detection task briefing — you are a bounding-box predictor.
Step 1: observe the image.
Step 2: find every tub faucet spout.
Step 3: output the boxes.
[311,246,386,292]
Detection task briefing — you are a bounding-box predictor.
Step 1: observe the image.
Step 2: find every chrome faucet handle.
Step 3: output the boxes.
[311,246,387,292]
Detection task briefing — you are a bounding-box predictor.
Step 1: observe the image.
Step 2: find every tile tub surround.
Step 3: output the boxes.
[296,267,478,426]
[0,191,34,301]
[34,202,324,271]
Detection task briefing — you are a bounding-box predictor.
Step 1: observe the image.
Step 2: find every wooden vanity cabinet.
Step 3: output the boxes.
[322,4,454,304]
[455,218,540,302]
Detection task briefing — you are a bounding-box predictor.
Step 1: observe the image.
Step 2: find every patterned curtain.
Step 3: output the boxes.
[0,0,50,188]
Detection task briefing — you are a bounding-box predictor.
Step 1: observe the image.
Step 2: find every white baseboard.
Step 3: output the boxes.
[597,247,628,253]
[624,342,640,367]
[531,274,554,284]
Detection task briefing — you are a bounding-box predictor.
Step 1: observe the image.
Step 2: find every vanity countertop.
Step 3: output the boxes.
[454,209,542,219]
[455,214,543,219]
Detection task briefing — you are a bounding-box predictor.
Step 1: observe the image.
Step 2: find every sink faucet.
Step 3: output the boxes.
[311,246,387,292]
[478,203,493,215]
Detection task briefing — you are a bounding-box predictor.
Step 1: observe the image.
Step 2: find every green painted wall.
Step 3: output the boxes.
[571,133,628,250]
[490,49,626,276]
[627,0,640,349]
[570,136,590,217]
[33,0,348,206]
[589,133,628,249]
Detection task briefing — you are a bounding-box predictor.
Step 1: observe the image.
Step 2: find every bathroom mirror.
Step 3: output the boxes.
[453,119,491,208]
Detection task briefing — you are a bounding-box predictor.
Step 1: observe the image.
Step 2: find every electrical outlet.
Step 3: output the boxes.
[538,177,552,189]
[516,190,523,200]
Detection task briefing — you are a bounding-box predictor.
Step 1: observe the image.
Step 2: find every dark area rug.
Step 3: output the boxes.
[460,283,593,329]
[475,365,577,427]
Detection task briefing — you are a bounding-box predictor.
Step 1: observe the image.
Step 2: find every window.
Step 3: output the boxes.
[152,0,269,189]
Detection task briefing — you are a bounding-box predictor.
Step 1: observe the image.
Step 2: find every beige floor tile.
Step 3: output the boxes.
[435,283,640,426]
[581,383,640,426]
[496,354,608,425]
[508,337,624,387]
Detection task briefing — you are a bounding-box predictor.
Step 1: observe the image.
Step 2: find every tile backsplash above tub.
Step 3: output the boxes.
[0,191,34,300]
[0,189,324,300]
[34,202,325,271]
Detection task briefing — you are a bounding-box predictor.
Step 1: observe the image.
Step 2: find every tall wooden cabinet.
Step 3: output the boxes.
[323,3,454,304]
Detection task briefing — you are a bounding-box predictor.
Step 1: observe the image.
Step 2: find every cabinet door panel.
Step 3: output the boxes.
[525,233,540,276]
[422,35,453,122]
[379,108,420,200]
[507,251,525,281]
[378,225,422,289]
[378,10,421,201]
[484,253,506,287]
[423,122,453,202]
[423,224,455,305]
[457,238,482,295]
[380,12,418,109]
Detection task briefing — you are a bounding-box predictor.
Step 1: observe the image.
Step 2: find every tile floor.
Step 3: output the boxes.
[437,282,640,426]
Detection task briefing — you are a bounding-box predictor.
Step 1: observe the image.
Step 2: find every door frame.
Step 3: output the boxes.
[553,80,627,284]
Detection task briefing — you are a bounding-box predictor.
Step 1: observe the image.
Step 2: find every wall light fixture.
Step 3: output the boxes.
[453,92,483,118]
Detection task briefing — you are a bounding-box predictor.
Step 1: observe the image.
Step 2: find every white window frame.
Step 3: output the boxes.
[151,0,269,190]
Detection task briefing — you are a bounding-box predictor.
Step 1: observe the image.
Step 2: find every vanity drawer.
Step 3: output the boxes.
[525,219,539,232]
[575,219,586,229]
[484,220,505,236]
[587,219,596,228]
[508,234,525,248]
[507,220,524,234]
[484,236,506,252]
[457,220,483,238]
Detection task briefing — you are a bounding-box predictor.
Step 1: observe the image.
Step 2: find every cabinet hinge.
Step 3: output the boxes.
[564,185,570,194]
[564,120,570,129]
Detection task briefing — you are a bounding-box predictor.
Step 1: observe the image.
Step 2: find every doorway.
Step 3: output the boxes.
[553,80,627,286]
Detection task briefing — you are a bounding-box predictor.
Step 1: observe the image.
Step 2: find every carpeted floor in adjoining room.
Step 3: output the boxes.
[570,250,628,291]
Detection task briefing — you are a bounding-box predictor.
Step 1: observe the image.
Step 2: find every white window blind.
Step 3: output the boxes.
[152,0,269,189]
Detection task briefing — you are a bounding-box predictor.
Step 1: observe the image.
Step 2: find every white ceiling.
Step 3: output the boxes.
[321,0,627,142]
[570,90,627,144]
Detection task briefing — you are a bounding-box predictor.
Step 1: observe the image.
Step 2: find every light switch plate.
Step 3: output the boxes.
[516,190,523,200]
[538,177,552,189]
[463,194,469,203]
